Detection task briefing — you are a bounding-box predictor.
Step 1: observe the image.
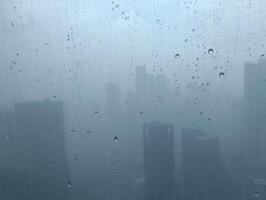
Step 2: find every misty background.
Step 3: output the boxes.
[1,0,266,200]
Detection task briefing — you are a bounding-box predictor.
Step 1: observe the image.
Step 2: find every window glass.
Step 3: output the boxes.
[1,1,266,200]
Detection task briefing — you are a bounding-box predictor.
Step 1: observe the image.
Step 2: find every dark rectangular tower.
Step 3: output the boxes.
[182,128,232,200]
[143,122,175,200]
[244,59,266,171]
[15,99,69,200]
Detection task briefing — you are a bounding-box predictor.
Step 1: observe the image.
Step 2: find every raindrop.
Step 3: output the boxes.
[208,48,214,55]
[254,192,259,198]
[219,72,225,78]
[261,54,265,59]
[174,53,180,59]
[67,181,72,188]
[114,136,119,143]
[6,135,10,141]
[16,53,19,56]
[139,111,144,115]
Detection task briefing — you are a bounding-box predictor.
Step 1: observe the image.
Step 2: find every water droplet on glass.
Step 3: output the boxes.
[261,54,265,58]
[74,154,78,161]
[208,48,214,55]
[67,181,72,188]
[174,53,180,59]
[219,72,225,78]
[254,192,259,198]
[114,136,119,143]
[6,135,10,141]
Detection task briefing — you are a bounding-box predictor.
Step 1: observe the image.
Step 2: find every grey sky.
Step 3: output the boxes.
[1,0,266,104]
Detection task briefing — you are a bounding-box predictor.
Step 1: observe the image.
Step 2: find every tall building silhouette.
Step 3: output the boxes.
[135,65,147,102]
[0,105,31,200]
[244,59,266,175]
[143,122,175,200]
[134,65,171,122]
[182,128,232,200]
[15,100,69,200]
[0,105,20,170]
[105,82,121,134]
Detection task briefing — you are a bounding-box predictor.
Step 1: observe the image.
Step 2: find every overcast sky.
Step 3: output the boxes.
[1,0,266,104]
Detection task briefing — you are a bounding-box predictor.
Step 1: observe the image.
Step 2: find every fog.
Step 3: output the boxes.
[1,0,266,200]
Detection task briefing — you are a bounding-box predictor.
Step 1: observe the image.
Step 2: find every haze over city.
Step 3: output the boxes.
[1,0,266,200]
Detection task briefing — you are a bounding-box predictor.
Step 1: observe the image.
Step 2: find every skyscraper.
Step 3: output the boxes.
[105,82,121,133]
[0,105,20,170]
[244,59,266,174]
[15,100,69,200]
[135,65,147,102]
[182,128,232,200]
[143,122,175,200]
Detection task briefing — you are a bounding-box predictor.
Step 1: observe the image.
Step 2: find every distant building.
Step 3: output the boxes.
[143,122,175,200]
[0,105,21,170]
[134,66,171,122]
[244,59,266,175]
[105,82,121,131]
[135,65,147,102]
[0,106,29,200]
[182,128,232,200]
[15,100,69,200]
[0,168,33,200]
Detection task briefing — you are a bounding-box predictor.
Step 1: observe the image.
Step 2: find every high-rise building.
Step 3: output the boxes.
[0,105,30,200]
[244,59,266,174]
[182,128,232,200]
[105,82,121,132]
[143,122,175,200]
[0,105,20,170]
[135,65,147,101]
[15,100,69,200]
